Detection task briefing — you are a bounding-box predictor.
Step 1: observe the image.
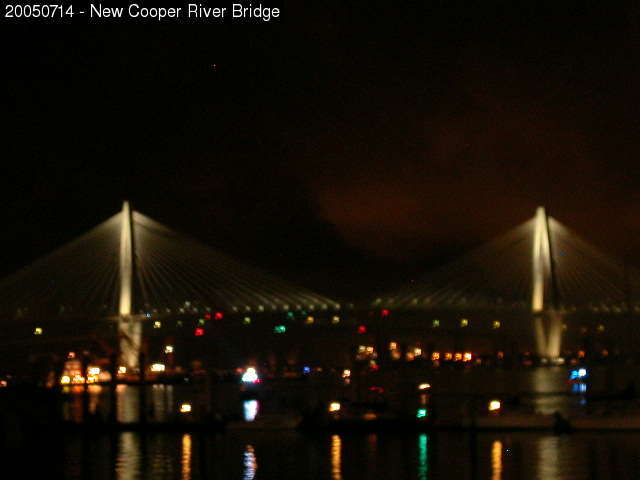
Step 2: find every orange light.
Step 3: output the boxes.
[444,352,452,361]
[578,350,585,358]
[454,353,462,362]
[463,352,472,362]
[431,352,440,361]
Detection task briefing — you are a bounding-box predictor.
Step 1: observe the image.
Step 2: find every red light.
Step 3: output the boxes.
[370,364,380,371]
[381,309,390,317]
[194,328,205,336]
[214,312,224,320]
[358,325,367,334]
[369,386,384,393]
[204,314,212,320]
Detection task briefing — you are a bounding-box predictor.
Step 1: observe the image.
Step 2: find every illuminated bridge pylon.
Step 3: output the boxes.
[0,201,341,371]
[374,206,640,359]
[531,207,562,358]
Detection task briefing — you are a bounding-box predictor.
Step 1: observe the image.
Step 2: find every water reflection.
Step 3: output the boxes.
[331,434,342,480]
[116,432,140,480]
[536,436,561,479]
[418,434,428,480]
[59,429,640,479]
[243,399,259,422]
[181,434,192,480]
[243,444,258,480]
[491,440,502,480]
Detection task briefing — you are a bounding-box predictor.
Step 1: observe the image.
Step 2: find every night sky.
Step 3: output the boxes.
[3,1,640,301]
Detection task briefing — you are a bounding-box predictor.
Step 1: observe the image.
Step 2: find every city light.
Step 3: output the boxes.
[150,363,166,372]
[329,401,341,413]
[242,367,260,383]
[357,325,367,334]
[416,408,428,419]
[274,325,286,334]
[118,366,127,374]
[33,327,43,335]
[153,321,161,329]
[60,375,71,385]
[194,327,205,336]
[488,400,501,412]
[164,345,174,354]
[306,316,315,325]
[180,403,192,413]
[243,316,252,325]
[214,312,224,320]
[331,315,340,324]
[570,368,588,380]
[418,383,431,390]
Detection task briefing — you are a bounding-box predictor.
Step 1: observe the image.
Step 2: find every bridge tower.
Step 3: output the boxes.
[531,206,563,358]
[118,201,141,371]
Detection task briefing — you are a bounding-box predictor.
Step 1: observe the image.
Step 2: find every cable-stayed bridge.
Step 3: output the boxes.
[373,207,640,358]
[0,202,340,369]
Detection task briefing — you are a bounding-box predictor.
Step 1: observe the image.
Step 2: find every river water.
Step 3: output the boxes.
[24,365,638,478]
[19,429,640,479]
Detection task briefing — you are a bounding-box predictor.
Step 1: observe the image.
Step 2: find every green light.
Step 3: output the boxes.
[243,316,251,325]
[286,311,294,319]
[198,318,206,326]
[416,408,428,419]
[274,325,286,334]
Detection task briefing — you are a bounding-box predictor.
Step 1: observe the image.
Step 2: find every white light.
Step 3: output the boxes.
[418,383,431,390]
[329,402,341,413]
[242,367,259,383]
[60,375,71,385]
[488,400,501,412]
[243,399,259,422]
[88,367,101,376]
[180,403,192,413]
[118,366,127,374]
[150,363,166,372]
[164,345,174,354]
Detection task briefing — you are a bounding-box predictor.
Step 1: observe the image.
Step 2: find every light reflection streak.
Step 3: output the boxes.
[181,434,192,480]
[331,434,342,480]
[116,432,140,480]
[418,434,428,480]
[491,440,502,480]
[243,399,259,422]
[243,444,257,480]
